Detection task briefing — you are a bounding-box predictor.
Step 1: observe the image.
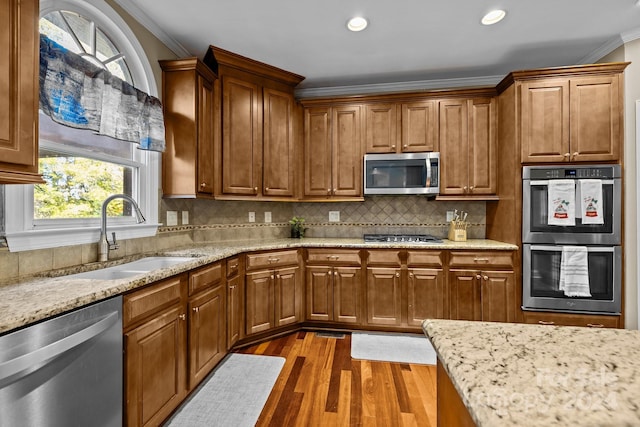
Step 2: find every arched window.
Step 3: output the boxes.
[4,0,160,252]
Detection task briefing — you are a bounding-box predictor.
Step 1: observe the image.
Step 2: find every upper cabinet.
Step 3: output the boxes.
[439,97,497,198]
[0,0,42,184]
[211,46,304,201]
[502,63,627,164]
[303,104,364,200]
[401,100,438,152]
[160,58,217,198]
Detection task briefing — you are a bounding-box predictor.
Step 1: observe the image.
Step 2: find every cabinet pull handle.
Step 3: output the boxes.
[179,314,186,321]
[229,285,235,290]
[473,258,490,263]
[193,307,199,313]
[538,320,555,325]
[587,323,604,328]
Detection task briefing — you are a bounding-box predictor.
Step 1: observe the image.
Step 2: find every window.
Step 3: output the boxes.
[4,0,159,252]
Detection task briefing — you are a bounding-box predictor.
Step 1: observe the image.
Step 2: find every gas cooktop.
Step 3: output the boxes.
[363,234,443,243]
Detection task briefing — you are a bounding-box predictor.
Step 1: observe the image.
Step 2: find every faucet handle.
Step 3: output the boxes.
[108,232,119,250]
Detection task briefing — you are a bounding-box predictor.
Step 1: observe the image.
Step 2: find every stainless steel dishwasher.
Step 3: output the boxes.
[0,296,123,427]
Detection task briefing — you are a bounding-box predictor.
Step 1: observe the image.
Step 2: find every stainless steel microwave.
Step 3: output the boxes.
[364,152,440,195]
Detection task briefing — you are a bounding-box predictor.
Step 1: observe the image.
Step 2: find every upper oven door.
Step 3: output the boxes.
[522,176,621,245]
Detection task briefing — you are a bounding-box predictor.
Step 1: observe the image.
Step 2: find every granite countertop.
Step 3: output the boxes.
[0,238,515,334]
[422,319,640,427]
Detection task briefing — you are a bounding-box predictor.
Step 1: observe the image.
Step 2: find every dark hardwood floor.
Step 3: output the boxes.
[237,331,437,426]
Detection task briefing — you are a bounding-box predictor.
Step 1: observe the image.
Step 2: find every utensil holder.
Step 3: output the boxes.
[448,221,467,241]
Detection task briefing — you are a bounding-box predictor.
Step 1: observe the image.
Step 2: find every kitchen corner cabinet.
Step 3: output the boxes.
[160,58,217,197]
[439,97,497,198]
[245,250,302,335]
[226,256,244,348]
[0,0,42,184]
[448,251,516,323]
[305,249,362,324]
[212,46,304,200]
[303,104,364,200]
[520,70,624,163]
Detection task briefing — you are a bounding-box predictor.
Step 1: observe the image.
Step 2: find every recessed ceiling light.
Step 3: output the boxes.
[347,16,368,32]
[481,9,506,25]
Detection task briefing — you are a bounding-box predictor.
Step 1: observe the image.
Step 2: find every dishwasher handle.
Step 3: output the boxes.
[0,311,119,383]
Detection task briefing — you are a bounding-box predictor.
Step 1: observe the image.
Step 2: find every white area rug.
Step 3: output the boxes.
[351,332,437,365]
[165,353,285,427]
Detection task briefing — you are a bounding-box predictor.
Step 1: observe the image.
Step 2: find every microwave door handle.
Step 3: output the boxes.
[425,158,431,187]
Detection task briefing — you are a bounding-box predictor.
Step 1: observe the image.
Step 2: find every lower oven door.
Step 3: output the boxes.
[522,244,621,314]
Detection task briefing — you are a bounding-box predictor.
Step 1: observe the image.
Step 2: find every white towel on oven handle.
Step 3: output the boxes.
[547,180,576,226]
[579,179,604,225]
[559,246,591,297]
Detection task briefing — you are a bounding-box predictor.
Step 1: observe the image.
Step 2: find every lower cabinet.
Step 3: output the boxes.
[366,267,403,326]
[124,262,227,427]
[522,311,620,328]
[407,267,446,326]
[245,250,302,335]
[226,256,244,349]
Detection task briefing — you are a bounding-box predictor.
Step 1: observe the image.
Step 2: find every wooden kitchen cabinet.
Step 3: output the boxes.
[520,71,624,163]
[401,100,438,152]
[212,46,304,200]
[366,267,403,326]
[226,256,244,349]
[522,311,620,328]
[305,249,362,324]
[0,0,42,184]
[245,250,302,335]
[364,103,399,153]
[439,97,496,198]
[303,104,364,200]
[160,58,217,197]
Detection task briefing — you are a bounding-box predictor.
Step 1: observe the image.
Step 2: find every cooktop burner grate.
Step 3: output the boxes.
[363,234,443,243]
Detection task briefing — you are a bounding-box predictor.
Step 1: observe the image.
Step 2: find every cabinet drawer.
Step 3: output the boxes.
[246,250,299,270]
[406,250,444,268]
[226,256,240,278]
[306,249,362,266]
[366,250,401,267]
[124,274,186,328]
[189,262,223,296]
[448,251,514,269]
[522,311,620,328]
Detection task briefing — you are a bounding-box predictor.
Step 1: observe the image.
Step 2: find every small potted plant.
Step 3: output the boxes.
[289,216,307,238]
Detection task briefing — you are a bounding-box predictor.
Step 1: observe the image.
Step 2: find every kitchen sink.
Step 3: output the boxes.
[66,256,196,280]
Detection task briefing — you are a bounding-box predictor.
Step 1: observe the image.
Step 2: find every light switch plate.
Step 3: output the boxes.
[182,211,189,225]
[166,211,178,226]
[248,212,256,223]
[329,211,340,222]
[264,212,272,223]
[446,210,455,222]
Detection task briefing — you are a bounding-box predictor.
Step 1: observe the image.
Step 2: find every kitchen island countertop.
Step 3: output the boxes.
[0,238,516,334]
[422,319,640,426]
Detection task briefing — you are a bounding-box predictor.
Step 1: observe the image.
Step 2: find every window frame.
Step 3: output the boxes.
[3,0,160,252]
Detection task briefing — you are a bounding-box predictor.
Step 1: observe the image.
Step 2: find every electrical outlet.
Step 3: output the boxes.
[248,212,255,223]
[446,210,455,222]
[166,211,178,226]
[329,211,340,222]
[182,211,189,225]
[264,212,272,223]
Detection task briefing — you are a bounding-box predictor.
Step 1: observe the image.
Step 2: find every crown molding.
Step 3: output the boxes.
[110,0,191,58]
[621,26,640,44]
[295,74,504,99]
[579,35,625,64]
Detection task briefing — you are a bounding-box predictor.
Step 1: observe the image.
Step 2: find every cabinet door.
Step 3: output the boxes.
[449,271,482,321]
[306,265,332,321]
[227,273,244,349]
[304,107,332,197]
[468,98,496,195]
[521,79,570,163]
[188,285,226,388]
[332,105,362,197]
[274,266,302,327]
[196,75,214,195]
[570,75,620,162]
[246,269,274,334]
[125,305,187,427]
[480,271,515,323]
[407,268,446,326]
[334,266,361,324]
[439,99,469,196]
[0,0,40,184]
[365,103,398,153]
[366,268,402,326]
[222,76,261,195]
[263,87,295,197]
[401,101,437,152]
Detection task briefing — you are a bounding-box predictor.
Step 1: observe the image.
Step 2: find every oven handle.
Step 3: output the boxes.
[529,245,615,253]
[529,180,615,186]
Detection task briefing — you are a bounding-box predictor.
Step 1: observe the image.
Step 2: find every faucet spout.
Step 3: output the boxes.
[98,194,146,262]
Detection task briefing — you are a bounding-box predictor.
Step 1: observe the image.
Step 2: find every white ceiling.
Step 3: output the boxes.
[116,0,640,95]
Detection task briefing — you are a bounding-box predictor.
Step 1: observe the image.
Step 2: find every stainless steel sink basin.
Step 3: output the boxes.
[67,256,196,280]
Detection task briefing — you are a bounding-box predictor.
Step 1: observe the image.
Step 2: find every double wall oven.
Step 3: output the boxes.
[522,165,622,314]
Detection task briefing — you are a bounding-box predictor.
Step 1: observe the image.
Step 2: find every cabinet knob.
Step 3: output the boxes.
[230,285,235,290]
[200,182,207,188]
[179,313,186,321]
[327,189,331,194]
[573,152,579,159]
[564,153,570,158]
[538,320,555,325]
[265,187,270,191]
[409,273,414,278]
[271,275,275,280]
[254,187,258,193]
[193,307,199,313]
[483,275,489,281]
[391,145,396,149]
[463,186,468,192]
[276,274,280,279]
[334,271,338,276]
[333,188,336,193]
[476,274,482,280]
[403,144,408,149]
[470,186,474,191]
[395,272,400,278]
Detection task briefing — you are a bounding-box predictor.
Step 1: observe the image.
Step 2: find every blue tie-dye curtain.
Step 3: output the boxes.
[38,35,165,152]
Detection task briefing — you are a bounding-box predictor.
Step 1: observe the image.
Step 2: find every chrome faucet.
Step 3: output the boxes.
[99,194,146,262]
